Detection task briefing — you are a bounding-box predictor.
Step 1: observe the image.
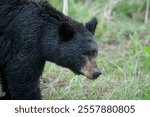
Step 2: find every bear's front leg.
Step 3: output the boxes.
[4,56,45,100]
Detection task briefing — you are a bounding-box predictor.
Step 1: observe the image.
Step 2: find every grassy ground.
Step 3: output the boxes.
[41,0,150,100]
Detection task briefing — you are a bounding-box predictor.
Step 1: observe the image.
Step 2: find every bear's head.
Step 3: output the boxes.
[42,17,101,80]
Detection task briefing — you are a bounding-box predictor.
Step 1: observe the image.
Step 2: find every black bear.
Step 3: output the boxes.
[0,0,101,100]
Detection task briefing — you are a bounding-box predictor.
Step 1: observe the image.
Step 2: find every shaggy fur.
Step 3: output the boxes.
[0,0,98,99]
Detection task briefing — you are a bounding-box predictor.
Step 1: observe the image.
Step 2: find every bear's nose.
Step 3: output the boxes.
[93,69,102,79]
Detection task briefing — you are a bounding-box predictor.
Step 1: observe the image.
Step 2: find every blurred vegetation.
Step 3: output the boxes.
[40,0,150,100]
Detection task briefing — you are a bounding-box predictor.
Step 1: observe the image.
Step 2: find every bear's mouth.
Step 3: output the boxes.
[80,54,102,80]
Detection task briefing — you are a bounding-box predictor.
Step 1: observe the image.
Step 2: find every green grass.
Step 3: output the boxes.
[40,0,150,100]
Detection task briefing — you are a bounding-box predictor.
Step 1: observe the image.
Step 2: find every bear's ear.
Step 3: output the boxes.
[58,22,74,41]
[85,17,98,35]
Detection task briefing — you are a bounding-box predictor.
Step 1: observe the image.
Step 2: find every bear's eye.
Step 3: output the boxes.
[82,50,97,57]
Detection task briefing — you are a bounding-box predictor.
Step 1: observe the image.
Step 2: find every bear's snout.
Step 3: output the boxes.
[92,68,102,79]
[80,56,101,80]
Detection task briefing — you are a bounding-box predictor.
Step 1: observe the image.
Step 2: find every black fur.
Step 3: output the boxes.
[0,0,98,100]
